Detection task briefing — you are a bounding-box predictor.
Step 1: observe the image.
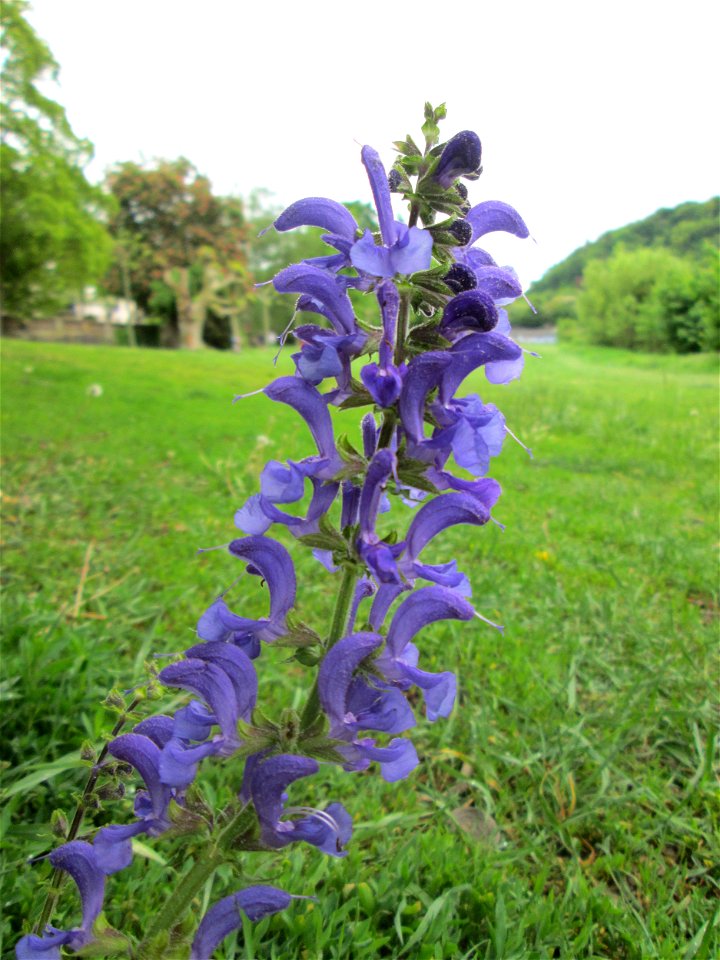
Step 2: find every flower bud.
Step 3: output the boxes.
[443,264,477,294]
[448,219,472,246]
[434,131,482,188]
[50,809,69,838]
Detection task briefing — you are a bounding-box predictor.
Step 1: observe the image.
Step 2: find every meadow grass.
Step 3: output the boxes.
[1,338,718,959]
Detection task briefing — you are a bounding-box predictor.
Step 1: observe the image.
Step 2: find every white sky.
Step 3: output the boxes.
[24,0,720,286]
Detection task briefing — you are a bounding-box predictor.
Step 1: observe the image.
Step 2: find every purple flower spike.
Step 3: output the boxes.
[273,264,356,335]
[385,585,475,658]
[273,197,359,243]
[264,376,339,469]
[191,885,304,960]
[434,131,482,188]
[159,659,241,749]
[465,200,530,243]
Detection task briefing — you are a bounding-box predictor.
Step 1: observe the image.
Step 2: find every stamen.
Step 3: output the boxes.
[474,610,504,633]
[218,571,247,598]
[233,387,265,403]
[273,309,299,365]
[505,424,533,459]
[196,542,231,554]
[490,516,506,531]
[283,805,343,839]
[522,292,537,313]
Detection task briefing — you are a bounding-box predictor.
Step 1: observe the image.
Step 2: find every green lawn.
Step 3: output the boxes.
[1,339,718,959]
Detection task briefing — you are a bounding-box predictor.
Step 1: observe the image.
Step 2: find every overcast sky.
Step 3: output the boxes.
[24,0,720,286]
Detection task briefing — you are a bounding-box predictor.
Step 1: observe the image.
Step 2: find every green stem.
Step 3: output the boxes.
[135,848,224,960]
[35,697,142,935]
[394,291,411,367]
[135,803,256,959]
[300,564,357,731]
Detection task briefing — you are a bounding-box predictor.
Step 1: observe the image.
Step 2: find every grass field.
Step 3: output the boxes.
[1,338,718,959]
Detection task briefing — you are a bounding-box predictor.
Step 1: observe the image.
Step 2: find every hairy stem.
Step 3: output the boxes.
[394,291,411,366]
[134,803,256,959]
[34,697,142,934]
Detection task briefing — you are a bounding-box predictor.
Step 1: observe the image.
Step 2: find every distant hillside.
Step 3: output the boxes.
[513,197,719,329]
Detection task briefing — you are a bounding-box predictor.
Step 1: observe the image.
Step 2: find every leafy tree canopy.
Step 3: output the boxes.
[103,158,248,317]
[0,0,113,320]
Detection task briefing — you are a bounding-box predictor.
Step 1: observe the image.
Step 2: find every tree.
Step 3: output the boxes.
[577,246,718,352]
[0,1,113,321]
[103,158,251,346]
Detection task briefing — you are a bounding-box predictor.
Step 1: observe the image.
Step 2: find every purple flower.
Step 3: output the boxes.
[438,332,523,401]
[318,632,416,738]
[267,145,432,281]
[375,585,476,720]
[247,754,352,856]
[317,633,418,781]
[394,489,499,593]
[360,281,405,407]
[16,843,105,959]
[233,377,343,530]
[108,734,174,830]
[191,886,308,960]
[453,200,530,278]
[434,131,482,188]
[349,146,433,278]
[158,659,242,753]
[356,449,405,584]
[197,535,296,655]
[273,264,357,336]
[292,325,365,390]
[428,394,506,476]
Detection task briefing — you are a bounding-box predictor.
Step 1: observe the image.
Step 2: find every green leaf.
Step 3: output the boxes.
[421,118,440,150]
[0,751,83,801]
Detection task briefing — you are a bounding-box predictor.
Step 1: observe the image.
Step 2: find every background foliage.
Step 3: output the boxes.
[512,198,719,352]
[0,0,113,321]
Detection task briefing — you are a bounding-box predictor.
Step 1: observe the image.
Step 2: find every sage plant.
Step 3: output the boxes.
[18,104,533,960]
